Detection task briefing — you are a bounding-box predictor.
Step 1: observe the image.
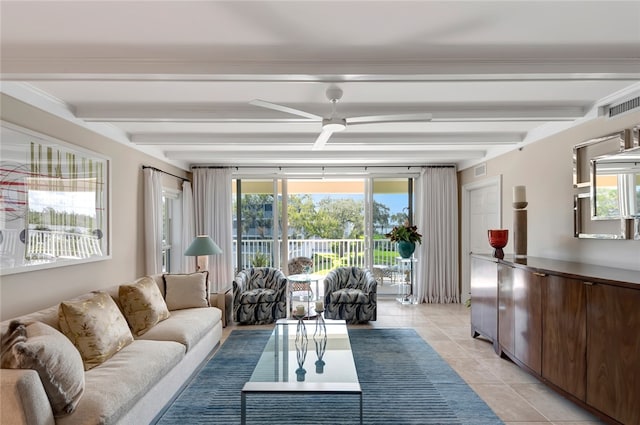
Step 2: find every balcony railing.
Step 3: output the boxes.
[25,229,102,262]
[233,238,399,272]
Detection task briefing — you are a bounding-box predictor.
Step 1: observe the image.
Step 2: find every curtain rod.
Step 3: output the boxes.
[142,165,191,182]
[191,165,454,170]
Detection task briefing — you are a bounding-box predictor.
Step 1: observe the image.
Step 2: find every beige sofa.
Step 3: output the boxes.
[0,274,223,425]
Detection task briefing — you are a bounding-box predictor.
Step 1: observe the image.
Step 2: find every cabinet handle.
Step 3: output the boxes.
[584,281,594,286]
[533,272,547,277]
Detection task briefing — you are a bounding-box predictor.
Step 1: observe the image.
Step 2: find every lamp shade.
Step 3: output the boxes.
[184,235,222,256]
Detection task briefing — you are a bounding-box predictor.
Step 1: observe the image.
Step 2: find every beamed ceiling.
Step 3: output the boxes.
[1,1,639,171]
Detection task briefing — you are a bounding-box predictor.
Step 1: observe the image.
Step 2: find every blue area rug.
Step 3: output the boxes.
[155,328,503,424]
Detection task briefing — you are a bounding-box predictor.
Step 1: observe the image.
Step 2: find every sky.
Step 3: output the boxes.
[28,190,96,216]
[312,193,407,215]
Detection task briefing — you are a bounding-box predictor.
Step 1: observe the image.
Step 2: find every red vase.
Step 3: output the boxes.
[488,229,509,259]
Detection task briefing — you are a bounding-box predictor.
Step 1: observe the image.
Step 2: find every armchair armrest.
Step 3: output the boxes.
[361,270,378,294]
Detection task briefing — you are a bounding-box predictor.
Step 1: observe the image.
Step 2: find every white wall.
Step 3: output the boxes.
[0,94,189,320]
[459,111,640,272]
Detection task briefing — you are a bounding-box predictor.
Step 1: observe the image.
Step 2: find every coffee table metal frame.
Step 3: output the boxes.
[240,319,362,425]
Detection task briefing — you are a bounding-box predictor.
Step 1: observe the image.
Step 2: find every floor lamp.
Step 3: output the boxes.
[184,235,222,273]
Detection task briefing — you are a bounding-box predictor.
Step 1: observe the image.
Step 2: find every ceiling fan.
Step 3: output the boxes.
[250,86,432,150]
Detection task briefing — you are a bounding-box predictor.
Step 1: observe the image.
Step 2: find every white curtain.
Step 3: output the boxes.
[193,168,234,292]
[414,167,460,303]
[180,180,196,273]
[143,168,163,275]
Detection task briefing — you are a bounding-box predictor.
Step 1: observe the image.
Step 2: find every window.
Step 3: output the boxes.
[162,189,180,273]
[232,179,279,271]
[232,174,414,275]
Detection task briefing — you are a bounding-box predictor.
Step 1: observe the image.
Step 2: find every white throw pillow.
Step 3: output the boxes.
[163,271,210,310]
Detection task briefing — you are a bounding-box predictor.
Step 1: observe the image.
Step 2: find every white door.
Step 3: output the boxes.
[461,176,502,304]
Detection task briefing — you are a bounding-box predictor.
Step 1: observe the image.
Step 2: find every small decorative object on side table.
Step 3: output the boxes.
[385,220,422,259]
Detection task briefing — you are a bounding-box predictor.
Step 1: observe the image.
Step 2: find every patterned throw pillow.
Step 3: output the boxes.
[0,320,27,369]
[1,321,85,417]
[58,291,134,370]
[119,276,171,336]
[163,271,210,310]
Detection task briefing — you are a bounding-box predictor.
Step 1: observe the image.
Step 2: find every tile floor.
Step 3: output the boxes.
[221,297,606,425]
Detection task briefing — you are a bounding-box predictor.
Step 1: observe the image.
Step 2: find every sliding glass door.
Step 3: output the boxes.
[287,179,366,273]
[232,179,281,272]
[232,175,414,278]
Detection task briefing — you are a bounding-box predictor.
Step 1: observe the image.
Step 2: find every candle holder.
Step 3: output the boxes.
[295,315,308,382]
[314,311,326,339]
[314,312,327,374]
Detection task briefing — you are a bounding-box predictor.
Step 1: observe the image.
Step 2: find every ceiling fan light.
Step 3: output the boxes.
[322,117,346,132]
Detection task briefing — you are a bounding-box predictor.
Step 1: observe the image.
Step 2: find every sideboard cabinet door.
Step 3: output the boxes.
[470,256,498,350]
[542,275,587,400]
[586,283,640,425]
[498,264,515,357]
[513,267,542,374]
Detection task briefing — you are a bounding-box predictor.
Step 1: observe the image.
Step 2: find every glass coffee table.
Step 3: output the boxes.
[241,318,362,424]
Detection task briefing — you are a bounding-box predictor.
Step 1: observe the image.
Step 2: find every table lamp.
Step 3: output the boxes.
[184,235,222,272]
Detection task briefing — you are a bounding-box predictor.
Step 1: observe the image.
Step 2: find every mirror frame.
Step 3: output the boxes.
[573,126,639,240]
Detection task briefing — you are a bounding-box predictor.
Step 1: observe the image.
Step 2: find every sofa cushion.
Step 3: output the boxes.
[55,340,185,425]
[329,288,369,304]
[58,292,134,371]
[238,288,278,304]
[136,307,221,351]
[119,276,171,336]
[1,321,85,417]
[163,272,210,310]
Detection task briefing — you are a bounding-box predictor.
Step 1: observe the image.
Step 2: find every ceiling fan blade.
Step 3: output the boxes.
[312,128,334,151]
[249,99,322,120]
[346,113,432,125]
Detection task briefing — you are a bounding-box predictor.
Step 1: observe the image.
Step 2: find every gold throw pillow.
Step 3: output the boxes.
[119,276,170,336]
[58,291,133,370]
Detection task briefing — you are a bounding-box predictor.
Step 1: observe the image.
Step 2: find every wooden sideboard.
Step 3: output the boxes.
[470,254,640,425]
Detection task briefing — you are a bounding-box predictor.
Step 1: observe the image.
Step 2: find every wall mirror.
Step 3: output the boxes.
[592,147,640,220]
[573,127,639,239]
[0,122,111,275]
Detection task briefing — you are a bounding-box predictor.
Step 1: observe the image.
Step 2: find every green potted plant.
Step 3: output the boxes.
[251,251,270,267]
[385,221,422,258]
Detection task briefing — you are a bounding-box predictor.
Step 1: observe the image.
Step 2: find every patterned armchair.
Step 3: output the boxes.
[233,267,288,325]
[323,267,377,324]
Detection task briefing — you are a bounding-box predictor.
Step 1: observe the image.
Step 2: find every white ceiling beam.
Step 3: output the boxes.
[77,104,586,122]
[164,149,486,164]
[131,132,523,146]
[2,59,640,77]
